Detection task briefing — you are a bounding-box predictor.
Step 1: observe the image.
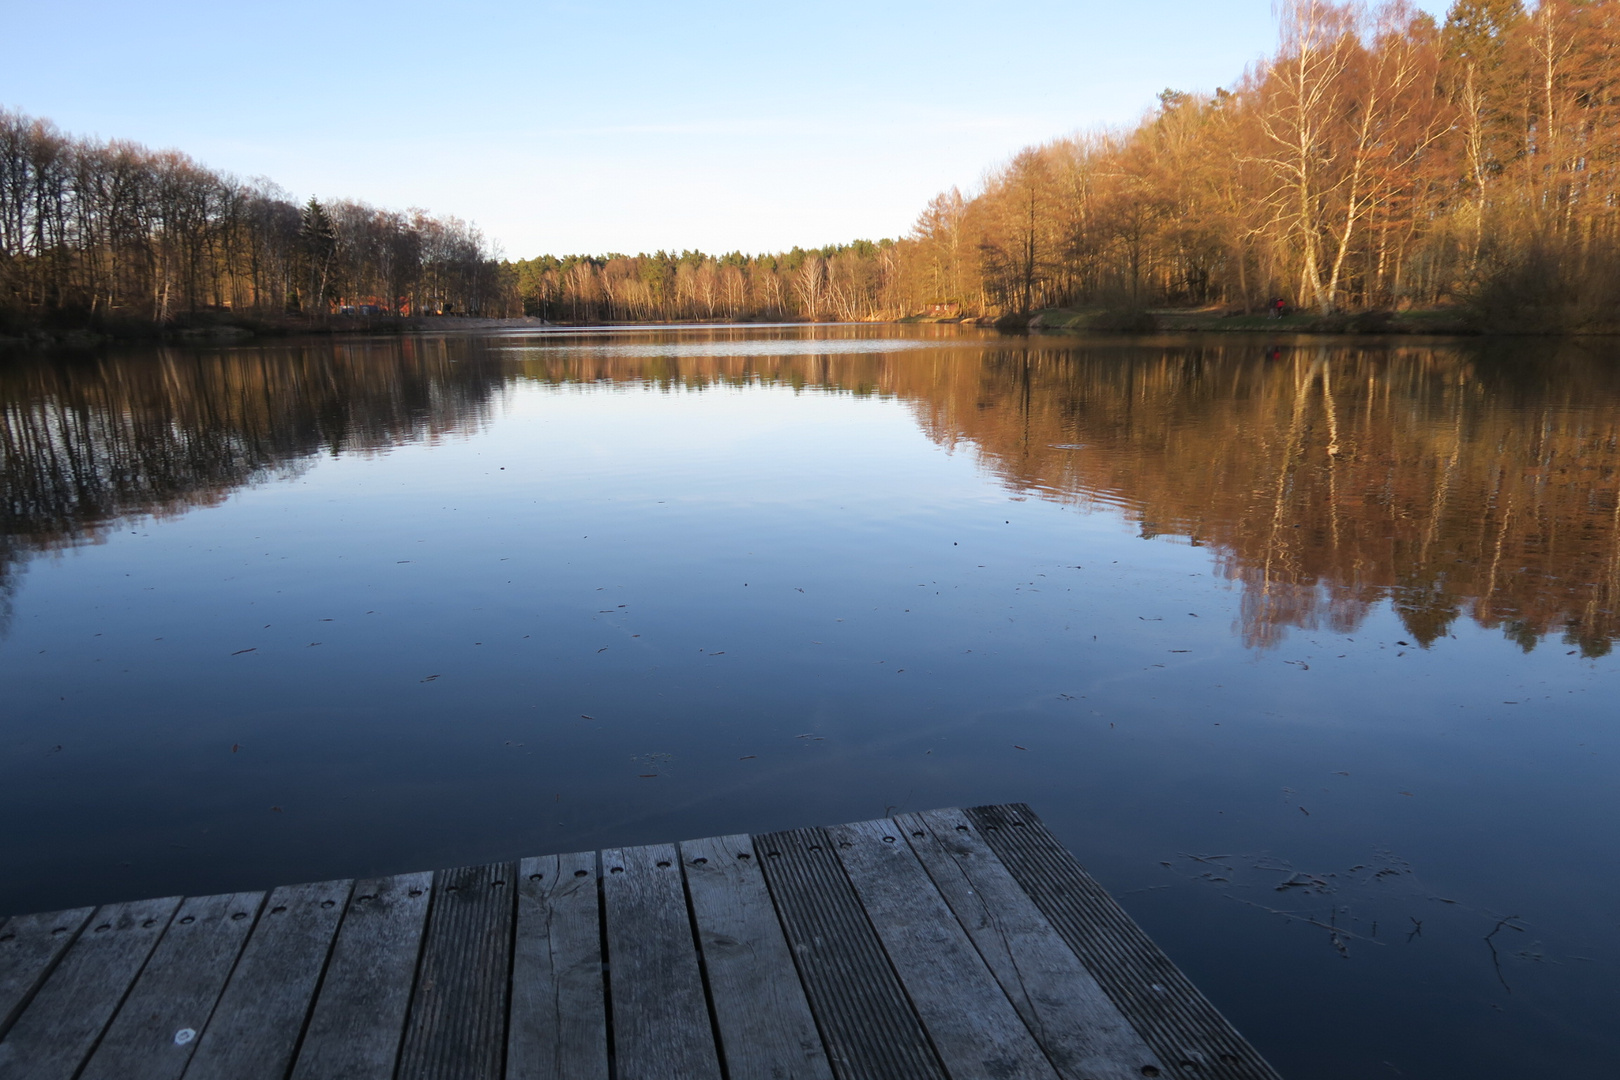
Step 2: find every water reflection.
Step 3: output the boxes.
[508,332,1620,654]
[4,327,1616,1079]
[5,331,1619,655]
[0,338,508,626]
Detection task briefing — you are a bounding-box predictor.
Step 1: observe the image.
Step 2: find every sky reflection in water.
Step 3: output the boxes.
[2,326,1616,1079]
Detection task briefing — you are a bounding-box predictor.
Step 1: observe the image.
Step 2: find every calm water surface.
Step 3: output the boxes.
[3,325,1617,1078]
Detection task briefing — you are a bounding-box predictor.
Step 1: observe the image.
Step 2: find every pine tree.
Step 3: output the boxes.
[1442,0,1527,267]
[299,198,337,314]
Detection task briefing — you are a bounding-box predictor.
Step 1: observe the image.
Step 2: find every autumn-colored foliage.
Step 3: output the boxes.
[899,0,1620,326]
[5,2,1617,329]
[511,0,1620,329]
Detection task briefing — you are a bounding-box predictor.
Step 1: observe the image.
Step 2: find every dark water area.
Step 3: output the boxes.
[3,325,1616,1077]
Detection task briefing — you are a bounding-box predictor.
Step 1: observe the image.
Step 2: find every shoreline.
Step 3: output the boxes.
[6,305,1618,349]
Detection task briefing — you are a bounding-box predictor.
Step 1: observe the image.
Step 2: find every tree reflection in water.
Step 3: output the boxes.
[0,337,508,631]
[4,330,1617,654]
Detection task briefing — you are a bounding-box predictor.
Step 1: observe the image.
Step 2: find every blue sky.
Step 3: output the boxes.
[3,0,1449,258]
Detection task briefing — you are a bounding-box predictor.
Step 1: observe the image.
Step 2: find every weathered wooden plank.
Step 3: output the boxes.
[753,826,945,1080]
[0,895,181,1080]
[679,834,832,1080]
[287,871,433,1080]
[966,803,1283,1080]
[0,907,94,1039]
[827,817,1060,1080]
[179,879,352,1080]
[0,805,1284,1080]
[601,842,721,1080]
[397,862,515,1080]
[506,851,607,1080]
[78,890,264,1080]
[897,809,1164,1080]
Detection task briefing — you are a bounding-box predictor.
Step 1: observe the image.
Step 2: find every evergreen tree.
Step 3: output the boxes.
[299,197,337,313]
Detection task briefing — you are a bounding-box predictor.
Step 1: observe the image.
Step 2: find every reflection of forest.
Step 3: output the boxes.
[5,332,1618,654]
[513,334,1620,655]
[0,337,507,627]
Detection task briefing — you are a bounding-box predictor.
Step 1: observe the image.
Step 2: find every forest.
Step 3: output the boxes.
[0,114,506,331]
[902,0,1620,329]
[3,0,1618,332]
[513,0,1620,330]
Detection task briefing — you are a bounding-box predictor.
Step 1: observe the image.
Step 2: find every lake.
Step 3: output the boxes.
[2,324,1615,1078]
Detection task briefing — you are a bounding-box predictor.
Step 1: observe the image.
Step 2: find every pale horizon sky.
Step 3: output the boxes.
[4,0,1450,259]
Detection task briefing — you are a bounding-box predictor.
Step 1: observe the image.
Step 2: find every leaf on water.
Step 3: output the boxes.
[1299,806,1310,816]
[1014,744,1029,750]
[231,744,240,753]
[420,674,441,682]
[638,774,658,778]
[270,806,282,812]
[231,648,256,656]
[581,714,595,720]
[739,755,757,760]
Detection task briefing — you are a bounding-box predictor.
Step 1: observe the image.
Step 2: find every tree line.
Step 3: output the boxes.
[0,110,507,329]
[7,0,1617,331]
[508,243,903,323]
[512,0,1620,329]
[903,0,1620,327]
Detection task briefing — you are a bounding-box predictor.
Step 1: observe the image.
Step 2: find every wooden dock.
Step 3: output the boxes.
[0,803,1281,1080]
